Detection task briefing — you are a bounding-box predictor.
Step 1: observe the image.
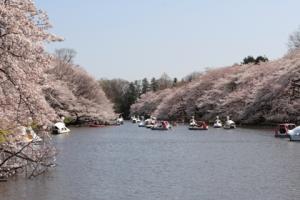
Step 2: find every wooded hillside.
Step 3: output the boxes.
[131,51,300,124]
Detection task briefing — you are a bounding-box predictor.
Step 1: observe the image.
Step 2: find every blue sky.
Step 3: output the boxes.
[36,0,300,81]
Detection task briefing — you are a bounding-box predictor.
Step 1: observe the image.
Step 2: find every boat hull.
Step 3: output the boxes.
[188,126,208,130]
[275,133,289,138]
[223,125,236,129]
[213,125,222,128]
[288,132,300,141]
[151,127,169,131]
[53,129,70,135]
[213,121,222,128]
[289,134,300,141]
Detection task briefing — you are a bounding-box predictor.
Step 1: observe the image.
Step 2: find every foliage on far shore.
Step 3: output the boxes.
[131,50,300,124]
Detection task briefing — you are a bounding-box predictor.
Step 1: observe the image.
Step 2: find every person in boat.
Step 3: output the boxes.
[162,121,167,129]
[196,121,203,127]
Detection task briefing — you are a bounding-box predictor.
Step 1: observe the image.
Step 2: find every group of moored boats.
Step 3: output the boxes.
[130,115,237,131]
[50,115,300,142]
[132,116,172,130]
[189,116,236,130]
[52,116,125,135]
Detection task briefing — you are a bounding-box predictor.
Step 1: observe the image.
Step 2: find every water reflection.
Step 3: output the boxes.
[1,123,300,200]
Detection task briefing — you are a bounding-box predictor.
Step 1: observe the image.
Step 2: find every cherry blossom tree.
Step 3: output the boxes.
[131,50,300,125]
[45,56,116,124]
[0,0,60,179]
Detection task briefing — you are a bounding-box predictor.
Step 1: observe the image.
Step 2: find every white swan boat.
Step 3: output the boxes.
[288,126,300,141]
[131,116,138,123]
[52,122,70,134]
[136,118,141,123]
[223,116,236,129]
[213,116,222,128]
[116,117,124,125]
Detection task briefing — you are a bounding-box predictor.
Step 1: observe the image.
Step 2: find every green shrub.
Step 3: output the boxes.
[0,130,11,143]
[64,116,74,125]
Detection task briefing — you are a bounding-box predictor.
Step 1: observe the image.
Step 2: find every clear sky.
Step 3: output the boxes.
[35,0,300,81]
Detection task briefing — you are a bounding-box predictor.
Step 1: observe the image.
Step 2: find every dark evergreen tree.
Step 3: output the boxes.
[142,78,150,94]
[150,77,158,92]
[242,55,268,65]
[173,77,178,87]
[255,56,268,64]
[120,82,138,118]
[242,56,256,64]
[134,80,142,97]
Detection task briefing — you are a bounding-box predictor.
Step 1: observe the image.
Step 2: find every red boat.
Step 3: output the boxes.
[275,123,296,137]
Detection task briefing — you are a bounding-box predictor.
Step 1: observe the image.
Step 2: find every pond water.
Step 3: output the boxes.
[1,122,300,200]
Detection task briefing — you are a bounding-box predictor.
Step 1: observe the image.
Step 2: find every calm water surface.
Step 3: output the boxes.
[1,123,300,200]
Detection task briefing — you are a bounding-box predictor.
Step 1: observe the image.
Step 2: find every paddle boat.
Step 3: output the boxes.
[52,122,70,134]
[116,116,124,125]
[188,117,208,130]
[151,121,171,131]
[136,116,141,123]
[145,116,156,128]
[274,123,296,138]
[287,126,300,141]
[138,121,146,127]
[213,116,222,128]
[223,116,236,129]
[131,116,138,123]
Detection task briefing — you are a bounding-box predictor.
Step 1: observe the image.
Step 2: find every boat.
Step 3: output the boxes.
[145,117,156,128]
[151,121,171,131]
[188,117,208,130]
[131,116,137,123]
[287,126,300,141]
[213,116,222,128]
[275,123,296,138]
[146,124,154,129]
[138,121,145,127]
[136,116,141,123]
[52,122,70,134]
[223,116,236,129]
[116,116,124,125]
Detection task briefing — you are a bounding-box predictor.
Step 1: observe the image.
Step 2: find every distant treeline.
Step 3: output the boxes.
[99,24,300,121]
[99,73,183,119]
[99,55,269,119]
